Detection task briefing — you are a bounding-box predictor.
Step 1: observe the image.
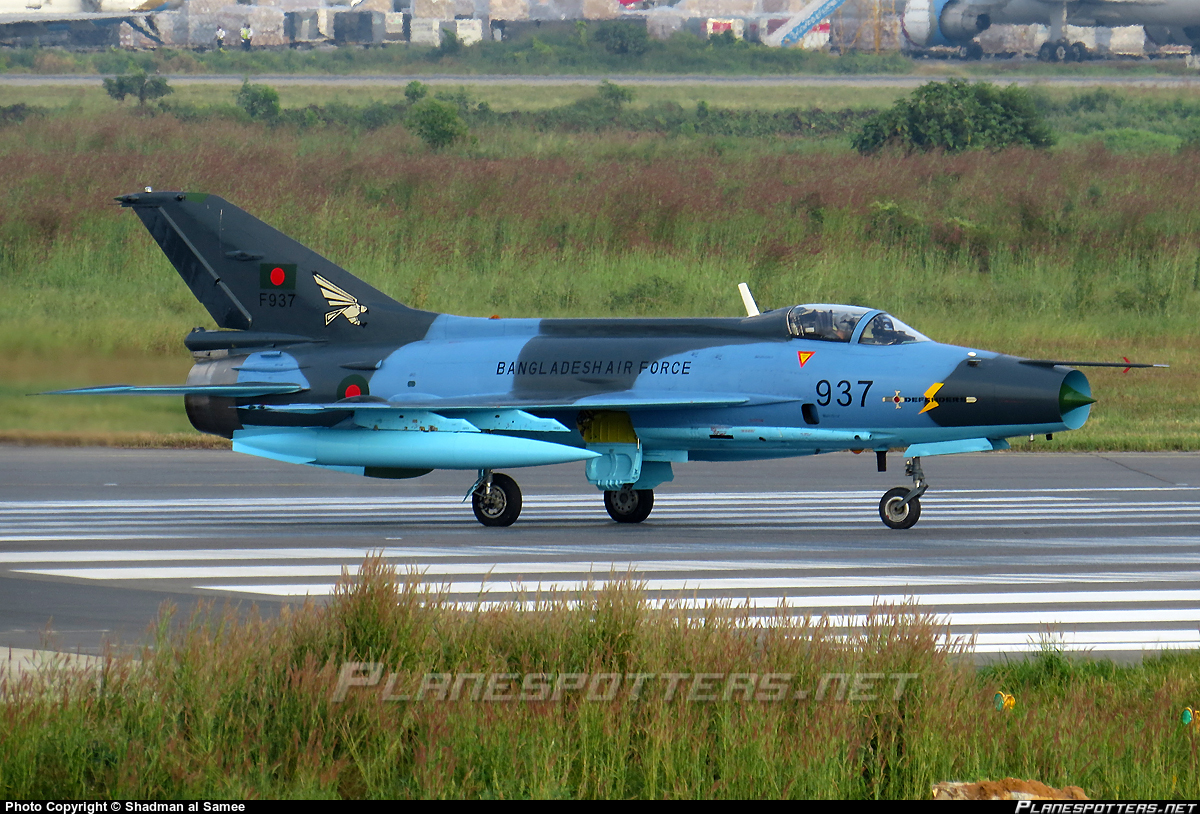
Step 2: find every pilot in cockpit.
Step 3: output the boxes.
[832,315,857,342]
[864,314,915,346]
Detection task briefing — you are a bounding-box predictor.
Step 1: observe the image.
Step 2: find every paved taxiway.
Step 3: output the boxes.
[1,446,1196,658]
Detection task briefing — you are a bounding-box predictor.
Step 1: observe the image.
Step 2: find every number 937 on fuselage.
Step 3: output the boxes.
[44,192,1165,529]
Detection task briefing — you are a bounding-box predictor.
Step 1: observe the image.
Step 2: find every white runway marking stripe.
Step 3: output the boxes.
[459,604,1200,630]
[190,584,1200,647]
[0,547,412,564]
[1,491,1196,534]
[189,570,1200,593]
[10,551,1200,585]
[1,485,1193,654]
[189,584,1200,610]
[970,631,1200,651]
[18,552,1200,581]
[0,555,956,576]
[0,535,200,543]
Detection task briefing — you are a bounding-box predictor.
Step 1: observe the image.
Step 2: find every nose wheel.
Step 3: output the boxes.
[604,486,654,523]
[879,457,926,530]
[471,470,522,527]
[879,487,921,529]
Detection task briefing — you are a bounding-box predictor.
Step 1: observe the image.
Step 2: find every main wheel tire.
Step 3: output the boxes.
[1038,41,1054,62]
[472,472,522,527]
[1054,42,1069,62]
[879,487,921,530]
[1071,42,1088,62]
[604,487,654,523]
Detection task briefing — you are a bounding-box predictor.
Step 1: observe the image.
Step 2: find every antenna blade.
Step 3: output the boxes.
[738,282,760,317]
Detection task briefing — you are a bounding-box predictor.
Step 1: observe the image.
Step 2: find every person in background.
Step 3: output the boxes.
[240,23,252,51]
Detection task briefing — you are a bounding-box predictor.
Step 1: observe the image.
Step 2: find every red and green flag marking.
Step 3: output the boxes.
[338,374,370,400]
[259,263,297,290]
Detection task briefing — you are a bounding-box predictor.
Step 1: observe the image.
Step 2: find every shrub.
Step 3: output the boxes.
[434,85,477,114]
[594,21,649,56]
[405,97,468,150]
[102,72,173,107]
[404,80,428,104]
[0,103,37,126]
[709,29,746,49]
[853,79,1054,154]
[431,30,462,59]
[597,79,635,110]
[235,80,280,121]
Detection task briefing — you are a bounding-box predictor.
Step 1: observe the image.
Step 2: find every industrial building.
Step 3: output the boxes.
[0,0,1181,58]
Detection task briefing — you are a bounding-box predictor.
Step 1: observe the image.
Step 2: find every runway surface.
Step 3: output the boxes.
[1,446,1197,658]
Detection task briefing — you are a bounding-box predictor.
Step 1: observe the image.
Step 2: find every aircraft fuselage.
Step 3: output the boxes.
[903,0,1200,49]
[188,309,1091,467]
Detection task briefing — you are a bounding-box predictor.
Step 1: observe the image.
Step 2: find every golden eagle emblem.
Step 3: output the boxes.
[313,273,368,326]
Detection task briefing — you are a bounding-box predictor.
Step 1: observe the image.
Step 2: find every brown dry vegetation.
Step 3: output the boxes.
[2,115,1197,269]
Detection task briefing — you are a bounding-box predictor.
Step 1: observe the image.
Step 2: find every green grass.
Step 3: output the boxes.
[958,56,1200,79]
[0,354,201,439]
[5,79,1200,122]
[2,560,1198,798]
[0,80,912,115]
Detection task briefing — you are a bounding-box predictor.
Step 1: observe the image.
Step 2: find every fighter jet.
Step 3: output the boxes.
[46,191,1163,529]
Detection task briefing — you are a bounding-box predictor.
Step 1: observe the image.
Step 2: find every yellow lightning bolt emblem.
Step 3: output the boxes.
[919,382,944,414]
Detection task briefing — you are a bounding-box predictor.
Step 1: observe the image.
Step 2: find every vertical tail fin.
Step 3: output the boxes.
[118,191,437,343]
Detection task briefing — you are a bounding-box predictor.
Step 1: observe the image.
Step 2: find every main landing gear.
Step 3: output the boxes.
[879,456,926,530]
[604,486,654,523]
[468,471,657,527]
[1038,39,1089,63]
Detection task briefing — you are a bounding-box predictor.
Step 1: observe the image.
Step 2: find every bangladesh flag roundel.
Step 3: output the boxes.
[259,263,297,290]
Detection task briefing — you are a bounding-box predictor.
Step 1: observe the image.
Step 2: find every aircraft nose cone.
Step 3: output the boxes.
[1057,369,1094,430]
[1059,382,1097,413]
[929,356,1095,431]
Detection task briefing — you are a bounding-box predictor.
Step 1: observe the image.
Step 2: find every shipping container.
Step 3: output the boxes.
[333,10,385,45]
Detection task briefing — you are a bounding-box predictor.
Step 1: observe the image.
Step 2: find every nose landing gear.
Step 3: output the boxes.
[470,469,523,527]
[879,456,926,530]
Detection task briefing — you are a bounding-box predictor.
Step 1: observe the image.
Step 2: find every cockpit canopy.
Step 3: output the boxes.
[785,305,931,345]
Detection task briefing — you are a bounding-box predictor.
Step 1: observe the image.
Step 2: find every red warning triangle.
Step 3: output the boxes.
[797,351,814,368]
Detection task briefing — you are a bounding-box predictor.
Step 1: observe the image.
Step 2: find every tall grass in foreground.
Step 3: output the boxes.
[1,557,1199,799]
[3,114,1198,340]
